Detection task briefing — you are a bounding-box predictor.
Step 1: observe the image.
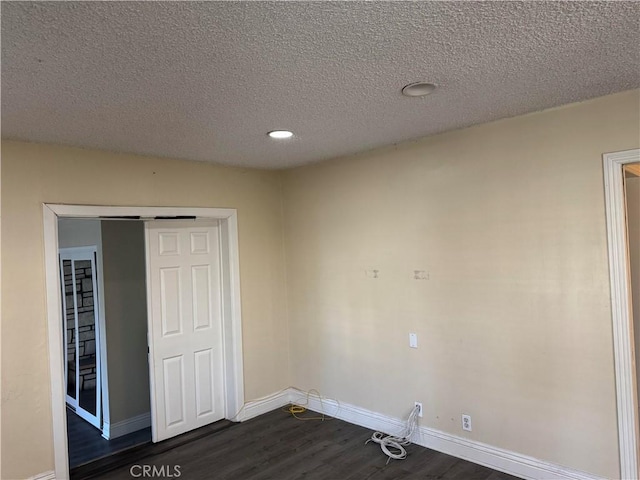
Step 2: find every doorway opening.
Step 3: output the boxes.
[58,219,153,469]
[624,163,640,473]
[44,205,245,480]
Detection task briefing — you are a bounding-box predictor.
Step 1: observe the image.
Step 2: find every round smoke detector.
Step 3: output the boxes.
[401,82,437,97]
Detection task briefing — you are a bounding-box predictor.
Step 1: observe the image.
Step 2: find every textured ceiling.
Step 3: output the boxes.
[2,1,639,169]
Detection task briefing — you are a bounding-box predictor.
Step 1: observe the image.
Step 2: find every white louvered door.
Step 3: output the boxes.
[146,220,224,442]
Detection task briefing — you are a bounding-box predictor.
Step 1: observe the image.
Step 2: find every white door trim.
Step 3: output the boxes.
[43,204,244,480]
[603,149,640,479]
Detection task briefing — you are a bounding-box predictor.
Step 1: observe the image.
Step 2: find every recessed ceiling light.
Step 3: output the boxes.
[401,82,437,97]
[267,130,294,139]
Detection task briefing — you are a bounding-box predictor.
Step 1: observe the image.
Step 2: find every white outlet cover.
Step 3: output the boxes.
[409,333,418,348]
[462,414,472,431]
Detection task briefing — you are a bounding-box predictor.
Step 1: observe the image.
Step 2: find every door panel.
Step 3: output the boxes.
[194,349,215,417]
[147,221,224,442]
[190,232,210,254]
[159,232,180,255]
[160,267,182,336]
[162,355,186,427]
[192,265,212,330]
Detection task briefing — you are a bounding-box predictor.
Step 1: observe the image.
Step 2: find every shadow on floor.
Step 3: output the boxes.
[67,407,151,469]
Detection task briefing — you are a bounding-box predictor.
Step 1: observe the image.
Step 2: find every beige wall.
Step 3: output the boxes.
[2,90,639,479]
[281,89,640,478]
[101,220,150,425]
[0,143,289,479]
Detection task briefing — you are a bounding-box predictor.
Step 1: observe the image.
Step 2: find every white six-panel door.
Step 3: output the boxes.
[146,220,224,442]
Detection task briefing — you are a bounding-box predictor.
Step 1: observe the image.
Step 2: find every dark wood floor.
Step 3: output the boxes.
[67,407,151,468]
[86,408,521,480]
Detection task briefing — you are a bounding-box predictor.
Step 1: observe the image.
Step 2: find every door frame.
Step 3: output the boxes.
[603,149,640,479]
[44,204,245,480]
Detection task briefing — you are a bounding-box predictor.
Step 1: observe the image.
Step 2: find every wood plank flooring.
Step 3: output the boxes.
[67,407,151,468]
[86,408,521,480]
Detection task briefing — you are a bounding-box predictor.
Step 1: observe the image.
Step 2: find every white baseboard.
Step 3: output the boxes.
[411,425,604,480]
[290,389,605,480]
[102,412,151,440]
[34,390,606,480]
[234,389,291,422]
[28,471,56,480]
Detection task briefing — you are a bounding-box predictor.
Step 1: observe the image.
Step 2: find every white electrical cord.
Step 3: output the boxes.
[365,404,420,464]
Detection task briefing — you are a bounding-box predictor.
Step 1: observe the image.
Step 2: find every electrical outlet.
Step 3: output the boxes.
[414,402,423,418]
[462,414,472,431]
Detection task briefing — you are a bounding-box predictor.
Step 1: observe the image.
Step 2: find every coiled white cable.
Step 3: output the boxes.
[365,404,420,464]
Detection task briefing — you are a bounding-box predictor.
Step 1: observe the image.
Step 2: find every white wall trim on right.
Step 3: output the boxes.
[102,412,151,440]
[603,148,640,480]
